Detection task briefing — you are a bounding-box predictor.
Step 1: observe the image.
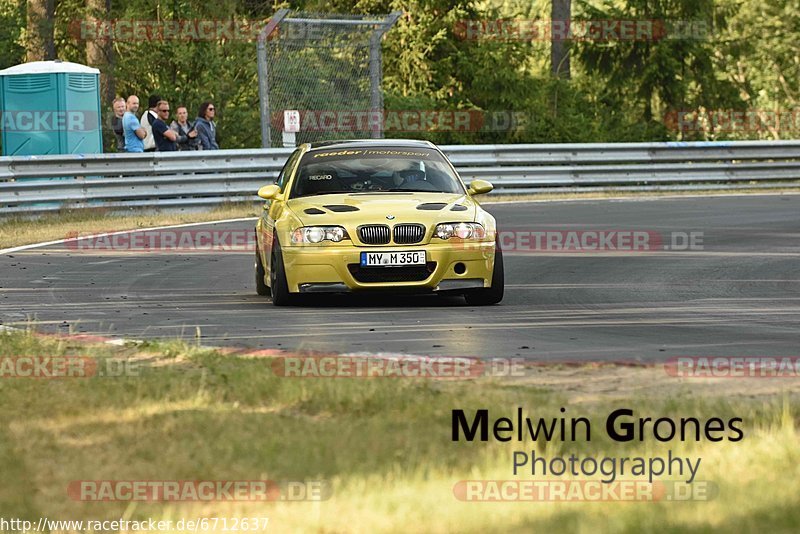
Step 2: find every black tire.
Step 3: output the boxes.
[464,245,504,306]
[255,240,270,296]
[269,237,294,306]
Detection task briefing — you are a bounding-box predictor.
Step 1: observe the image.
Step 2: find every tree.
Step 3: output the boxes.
[551,0,570,79]
[572,0,742,138]
[86,0,115,103]
[26,0,55,60]
[0,1,25,69]
[716,0,799,139]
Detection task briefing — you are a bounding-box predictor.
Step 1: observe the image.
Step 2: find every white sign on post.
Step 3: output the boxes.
[284,110,300,133]
[282,110,299,147]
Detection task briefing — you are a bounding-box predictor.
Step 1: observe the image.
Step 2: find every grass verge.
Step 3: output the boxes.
[0,204,259,250]
[0,329,798,533]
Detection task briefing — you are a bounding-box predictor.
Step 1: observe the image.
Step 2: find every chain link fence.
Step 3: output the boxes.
[257,10,400,148]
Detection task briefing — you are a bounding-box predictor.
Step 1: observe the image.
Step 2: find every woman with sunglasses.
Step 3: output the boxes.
[195,102,219,150]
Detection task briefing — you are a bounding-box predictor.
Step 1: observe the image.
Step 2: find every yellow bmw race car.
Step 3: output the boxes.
[254,139,503,306]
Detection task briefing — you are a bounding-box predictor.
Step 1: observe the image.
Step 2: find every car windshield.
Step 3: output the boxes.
[290,147,465,198]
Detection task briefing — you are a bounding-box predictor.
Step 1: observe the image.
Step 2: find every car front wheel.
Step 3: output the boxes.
[464,244,504,306]
[255,238,270,296]
[269,237,294,306]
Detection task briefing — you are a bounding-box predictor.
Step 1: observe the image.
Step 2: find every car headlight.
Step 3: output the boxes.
[291,226,349,244]
[434,222,485,240]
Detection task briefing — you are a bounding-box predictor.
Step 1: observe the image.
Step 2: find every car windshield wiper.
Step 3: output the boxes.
[384,188,446,193]
[348,190,412,194]
[296,191,351,197]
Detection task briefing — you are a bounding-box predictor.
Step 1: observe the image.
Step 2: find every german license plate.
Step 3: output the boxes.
[360,251,426,267]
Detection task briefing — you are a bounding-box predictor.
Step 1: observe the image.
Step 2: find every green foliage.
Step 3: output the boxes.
[0,0,25,70]
[571,0,793,140]
[572,0,745,137]
[714,0,800,139]
[6,0,799,146]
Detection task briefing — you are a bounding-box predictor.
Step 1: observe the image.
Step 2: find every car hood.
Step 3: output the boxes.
[287,192,478,227]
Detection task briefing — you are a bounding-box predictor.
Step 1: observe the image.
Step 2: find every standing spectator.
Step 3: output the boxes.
[170,106,200,150]
[151,100,179,152]
[195,102,219,150]
[111,97,126,152]
[140,94,161,152]
[122,95,146,153]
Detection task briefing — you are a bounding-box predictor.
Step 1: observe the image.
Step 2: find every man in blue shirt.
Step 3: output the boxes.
[122,95,146,153]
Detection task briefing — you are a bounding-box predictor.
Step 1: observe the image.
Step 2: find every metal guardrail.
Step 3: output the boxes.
[1,141,799,215]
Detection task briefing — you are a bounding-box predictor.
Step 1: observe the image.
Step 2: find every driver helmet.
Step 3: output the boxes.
[393,163,426,185]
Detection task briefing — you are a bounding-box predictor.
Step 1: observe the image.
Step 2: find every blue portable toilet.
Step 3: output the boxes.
[0,60,102,156]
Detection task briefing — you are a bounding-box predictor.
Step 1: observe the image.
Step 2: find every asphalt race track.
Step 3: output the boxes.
[1,194,798,361]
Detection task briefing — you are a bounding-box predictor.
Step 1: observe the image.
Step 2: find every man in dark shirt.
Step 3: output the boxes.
[170,106,201,150]
[111,97,126,151]
[152,100,179,151]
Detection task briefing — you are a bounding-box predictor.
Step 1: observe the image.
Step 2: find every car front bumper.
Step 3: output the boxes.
[281,241,496,293]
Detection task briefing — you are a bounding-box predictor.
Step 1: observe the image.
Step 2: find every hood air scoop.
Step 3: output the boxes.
[416,202,447,211]
[323,205,360,212]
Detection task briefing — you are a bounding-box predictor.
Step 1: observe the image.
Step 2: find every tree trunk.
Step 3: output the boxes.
[105,0,115,101]
[86,0,115,103]
[550,0,570,79]
[26,0,56,61]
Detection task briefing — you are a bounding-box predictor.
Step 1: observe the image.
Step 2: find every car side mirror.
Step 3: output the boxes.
[468,179,493,195]
[257,184,282,200]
